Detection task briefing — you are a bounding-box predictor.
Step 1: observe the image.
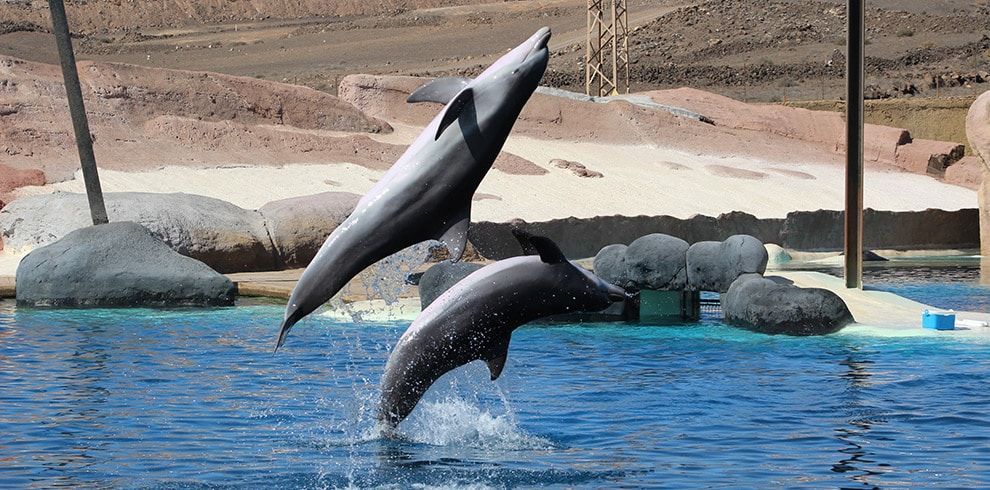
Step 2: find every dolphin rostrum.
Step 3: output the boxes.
[377,231,627,429]
[275,27,553,350]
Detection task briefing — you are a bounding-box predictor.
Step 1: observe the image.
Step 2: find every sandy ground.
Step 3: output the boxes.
[14,128,977,220]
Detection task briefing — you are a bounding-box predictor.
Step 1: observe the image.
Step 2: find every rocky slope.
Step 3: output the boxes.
[0,1,505,35]
[0,55,392,181]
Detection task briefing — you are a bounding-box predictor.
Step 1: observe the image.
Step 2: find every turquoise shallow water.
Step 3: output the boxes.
[2,302,990,488]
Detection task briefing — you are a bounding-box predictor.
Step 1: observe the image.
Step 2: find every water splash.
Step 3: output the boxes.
[307,391,551,453]
[401,397,553,451]
[327,241,435,322]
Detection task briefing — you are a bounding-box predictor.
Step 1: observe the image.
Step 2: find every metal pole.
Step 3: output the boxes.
[610,0,618,96]
[621,1,629,94]
[845,0,864,289]
[585,1,594,96]
[48,0,108,225]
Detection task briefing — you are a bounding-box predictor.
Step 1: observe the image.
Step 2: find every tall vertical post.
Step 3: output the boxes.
[845,0,864,289]
[49,0,108,225]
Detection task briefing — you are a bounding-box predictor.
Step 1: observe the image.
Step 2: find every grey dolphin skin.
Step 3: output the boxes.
[275,27,553,350]
[377,231,627,429]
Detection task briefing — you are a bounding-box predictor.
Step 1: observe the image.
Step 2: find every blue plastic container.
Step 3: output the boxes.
[922,310,956,330]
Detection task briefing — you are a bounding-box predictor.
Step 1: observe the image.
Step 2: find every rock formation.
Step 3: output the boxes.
[686,235,769,293]
[259,192,361,268]
[722,274,853,336]
[0,192,276,272]
[340,75,964,177]
[551,159,604,178]
[470,209,979,261]
[0,164,44,209]
[593,233,850,335]
[967,91,990,257]
[593,234,689,291]
[16,222,235,307]
[418,261,483,309]
[0,56,391,181]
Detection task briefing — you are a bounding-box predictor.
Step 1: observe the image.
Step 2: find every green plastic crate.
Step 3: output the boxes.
[638,290,700,323]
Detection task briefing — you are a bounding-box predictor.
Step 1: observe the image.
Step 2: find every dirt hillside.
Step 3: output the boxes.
[2,0,986,103]
[0,1,506,34]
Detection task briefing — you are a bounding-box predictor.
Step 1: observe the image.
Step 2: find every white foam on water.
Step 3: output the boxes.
[408,484,498,490]
[400,396,552,451]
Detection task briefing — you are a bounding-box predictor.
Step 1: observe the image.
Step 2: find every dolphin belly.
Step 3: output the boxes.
[277,204,430,347]
[378,328,482,427]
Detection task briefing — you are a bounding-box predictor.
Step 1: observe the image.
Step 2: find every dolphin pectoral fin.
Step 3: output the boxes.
[485,354,507,381]
[438,214,470,262]
[484,341,511,381]
[435,88,473,140]
[512,229,567,264]
[407,77,471,104]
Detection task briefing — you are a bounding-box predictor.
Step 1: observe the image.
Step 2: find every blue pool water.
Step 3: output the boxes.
[2,302,989,488]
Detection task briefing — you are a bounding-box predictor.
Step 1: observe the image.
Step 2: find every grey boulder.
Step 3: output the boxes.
[16,221,235,307]
[259,192,360,268]
[592,234,688,291]
[592,243,630,289]
[0,192,276,273]
[418,261,484,309]
[722,274,853,335]
[687,234,768,292]
[624,234,689,290]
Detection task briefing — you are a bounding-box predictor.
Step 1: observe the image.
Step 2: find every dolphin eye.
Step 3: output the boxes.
[512,69,519,74]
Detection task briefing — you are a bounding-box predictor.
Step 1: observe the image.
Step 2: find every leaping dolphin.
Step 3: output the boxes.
[275,27,553,350]
[377,231,627,429]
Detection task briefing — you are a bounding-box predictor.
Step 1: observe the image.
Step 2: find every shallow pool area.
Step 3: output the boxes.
[2,303,989,488]
[865,265,990,314]
[796,259,990,313]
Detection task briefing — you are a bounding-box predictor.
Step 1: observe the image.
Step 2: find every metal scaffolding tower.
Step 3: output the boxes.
[585,0,629,96]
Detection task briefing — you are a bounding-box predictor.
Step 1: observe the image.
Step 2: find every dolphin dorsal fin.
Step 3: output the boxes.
[511,229,566,264]
[510,228,538,256]
[484,336,511,381]
[434,88,473,140]
[407,77,471,104]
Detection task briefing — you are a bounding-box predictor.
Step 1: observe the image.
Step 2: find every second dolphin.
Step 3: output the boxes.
[378,231,627,429]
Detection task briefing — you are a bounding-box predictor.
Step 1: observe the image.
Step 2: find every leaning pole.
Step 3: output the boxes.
[845,0,864,289]
[48,0,109,225]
